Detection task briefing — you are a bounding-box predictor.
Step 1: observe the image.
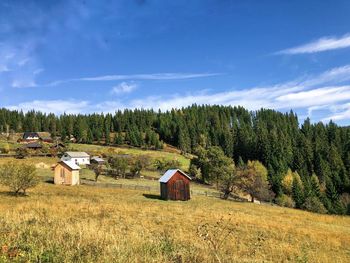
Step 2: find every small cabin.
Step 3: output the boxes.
[159,169,192,201]
[54,161,81,185]
[61,151,90,165]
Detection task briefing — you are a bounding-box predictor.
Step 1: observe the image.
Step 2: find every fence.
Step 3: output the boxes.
[81,179,157,192]
[80,179,249,202]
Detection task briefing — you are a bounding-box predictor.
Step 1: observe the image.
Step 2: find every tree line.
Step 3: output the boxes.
[0,105,349,214]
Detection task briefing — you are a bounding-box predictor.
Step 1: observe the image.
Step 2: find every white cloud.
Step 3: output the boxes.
[277,34,350,54]
[5,65,350,122]
[322,103,350,122]
[47,72,222,86]
[111,82,137,95]
[7,100,90,115]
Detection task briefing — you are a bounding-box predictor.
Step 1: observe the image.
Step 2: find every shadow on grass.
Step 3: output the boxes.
[143,194,163,200]
[44,179,54,184]
[0,191,29,197]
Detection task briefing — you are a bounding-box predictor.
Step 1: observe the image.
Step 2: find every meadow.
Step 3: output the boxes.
[0,142,349,262]
[0,183,349,263]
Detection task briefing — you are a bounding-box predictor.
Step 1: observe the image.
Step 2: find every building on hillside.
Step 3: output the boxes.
[61,151,90,165]
[23,132,40,141]
[22,142,43,150]
[159,169,192,201]
[91,156,105,165]
[22,132,53,143]
[54,161,81,186]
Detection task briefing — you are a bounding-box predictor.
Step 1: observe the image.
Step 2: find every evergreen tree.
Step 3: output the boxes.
[292,177,304,209]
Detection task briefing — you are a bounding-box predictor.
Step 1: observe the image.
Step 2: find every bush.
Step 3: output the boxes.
[275,194,295,208]
[0,161,39,195]
[2,143,10,154]
[16,147,28,159]
[302,196,328,214]
[154,159,181,173]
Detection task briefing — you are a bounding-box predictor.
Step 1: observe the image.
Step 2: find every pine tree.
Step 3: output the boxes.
[310,173,321,198]
[292,177,304,209]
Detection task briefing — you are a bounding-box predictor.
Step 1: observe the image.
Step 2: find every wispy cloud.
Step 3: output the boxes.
[7,65,350,123]
[322,103,350,122]
[0,41,41,88]
[111,82,138,95]
[7,100,90,115]
[277,34,350,54]
[47,72,222,86]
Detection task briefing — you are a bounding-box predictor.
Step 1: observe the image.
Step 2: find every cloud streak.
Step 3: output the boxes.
[7,100,90,115]
[47,72,222,86]
[6,65,350,123]
[277,34,350,54]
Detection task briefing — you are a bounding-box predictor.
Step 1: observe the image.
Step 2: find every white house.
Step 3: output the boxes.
[61,152,90,165]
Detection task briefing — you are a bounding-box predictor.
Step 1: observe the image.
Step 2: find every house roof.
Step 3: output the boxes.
[23,142,42,149]
[60,160,81,170]
[159,169,192,183]
[64,151,90,158]
[23,132,40,139]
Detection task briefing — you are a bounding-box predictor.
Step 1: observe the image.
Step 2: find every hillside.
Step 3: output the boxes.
[1,105,350,215]
[0,184,349,262]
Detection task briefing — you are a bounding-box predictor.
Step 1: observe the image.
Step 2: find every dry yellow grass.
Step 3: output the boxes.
[0,183,349,262]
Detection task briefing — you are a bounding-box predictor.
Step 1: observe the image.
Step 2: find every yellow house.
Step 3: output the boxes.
[54,161,81,186]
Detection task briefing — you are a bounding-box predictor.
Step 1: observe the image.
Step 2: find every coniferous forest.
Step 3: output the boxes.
[0,105,349,214]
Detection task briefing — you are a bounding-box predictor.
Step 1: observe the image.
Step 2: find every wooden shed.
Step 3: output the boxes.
[54,161,81,186]
[159,169,192,201]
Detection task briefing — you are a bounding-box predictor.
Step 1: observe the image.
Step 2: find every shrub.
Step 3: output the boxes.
[0,161,39,195]
[2,143,10,154]
[16,147,28,159]
[302,196,328,214]
[275,194,295,208]
[154,159,181,173]
[189,164,201,179]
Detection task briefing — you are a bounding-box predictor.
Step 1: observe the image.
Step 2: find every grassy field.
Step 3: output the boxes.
[0,144,349,262]
[68,143,190,170]
[0,183,349,262]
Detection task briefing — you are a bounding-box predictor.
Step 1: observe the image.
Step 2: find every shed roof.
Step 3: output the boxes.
[91,156,105,163]
[64,151,90,158]
[60,161,81,170]
[159,169,192,183]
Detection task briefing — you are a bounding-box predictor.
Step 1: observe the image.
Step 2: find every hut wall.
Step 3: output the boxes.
[164,171,191,201]
[54,164,76,185]
[71,170,80,185]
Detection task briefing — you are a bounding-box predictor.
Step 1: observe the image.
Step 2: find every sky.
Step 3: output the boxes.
[1,0,350,125]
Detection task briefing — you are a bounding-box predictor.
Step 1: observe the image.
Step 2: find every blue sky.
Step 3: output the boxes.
[1,0,350,125]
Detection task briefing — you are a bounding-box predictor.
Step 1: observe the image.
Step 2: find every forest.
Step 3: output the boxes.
[0,105,349,214]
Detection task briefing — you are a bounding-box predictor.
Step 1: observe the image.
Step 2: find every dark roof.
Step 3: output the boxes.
[50,143,65,148]
[23,132,40,139]
[23,142,42,149]
[91,156,105,163]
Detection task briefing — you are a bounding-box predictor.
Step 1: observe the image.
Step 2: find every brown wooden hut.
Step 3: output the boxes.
[159,169,192,201]
[54,161,81,186]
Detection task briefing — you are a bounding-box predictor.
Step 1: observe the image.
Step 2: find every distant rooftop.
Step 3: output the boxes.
[64,152,90,158]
